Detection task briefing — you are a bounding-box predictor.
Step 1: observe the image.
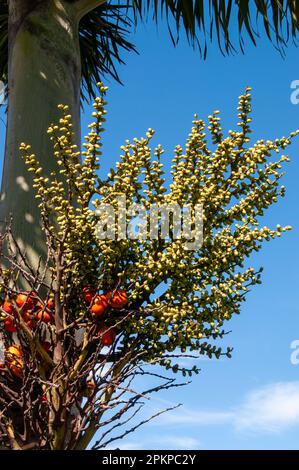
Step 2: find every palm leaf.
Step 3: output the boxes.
[79,3,137,102]
[131,0,299,53]
[0,0,299,103]
[0,1,137,103]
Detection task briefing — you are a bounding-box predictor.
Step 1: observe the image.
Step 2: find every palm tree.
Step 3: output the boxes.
[0,0,299,268]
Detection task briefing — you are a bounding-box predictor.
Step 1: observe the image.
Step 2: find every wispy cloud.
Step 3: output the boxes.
[233,381,299,433]
[153,381,299,434]
[103,382,299,451]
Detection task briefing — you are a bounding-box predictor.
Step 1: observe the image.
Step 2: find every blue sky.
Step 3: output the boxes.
[1,13,299,450]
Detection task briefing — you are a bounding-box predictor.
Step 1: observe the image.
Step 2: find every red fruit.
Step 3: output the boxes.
[36,310,52,324]
[97,326,116,346]
[6,346,23,378]
[16,291,37,310]
[22,310,32,322]
[106,289,128,309]
[39,395,48,403]
[10,361,23,377]
[22,310,36,329]
[83,286,96,304]
[46,298,55,310]
[2,300,14,315]
[90,295,108,317]
[25,320,35,330]
[4,317,17,333]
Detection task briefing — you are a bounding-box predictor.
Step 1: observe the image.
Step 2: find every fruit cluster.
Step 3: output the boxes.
[1,292,54,333]
[2,345,24,378]
[0,287,128,377]
[83,286,128,346]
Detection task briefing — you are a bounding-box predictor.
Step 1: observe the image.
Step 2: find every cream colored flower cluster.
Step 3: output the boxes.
[19,84,297,372]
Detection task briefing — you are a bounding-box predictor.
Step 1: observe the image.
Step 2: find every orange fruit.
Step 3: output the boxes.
[22,310,32,322]
[90,295,108,317]
[6,345,24,377]
[2,300,14,315]
[106,289,128,309]
[97,326,116,346]
[25,319,35,330]
[4,317,17,333]
[9,359,24,378]
[15,291,37,310]
[46,298,55,310]
[6,345,22,359]
[36,310,52,323]
[83,286,96,303]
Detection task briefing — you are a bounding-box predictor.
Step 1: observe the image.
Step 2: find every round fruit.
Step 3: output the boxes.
[106,289,128,309]
[90,295,108,317]
[6,345,24,377]
[2,300,14,315]
[22,310,32,322]
[4,317,17,333]
[22,310,36,330]
[6,345,22,359]
[36,310,52,324]
[46,298,55,310]
[39,395,48,403]
[97,326,116,346]
[16,291,37,310]
[25,320,35,330]
[9,359,24,378]
[83,286,96,303]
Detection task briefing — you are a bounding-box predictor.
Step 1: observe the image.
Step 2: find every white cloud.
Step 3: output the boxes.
[102,381,299,451]
[233,381,299,433]
[152,381,299,435]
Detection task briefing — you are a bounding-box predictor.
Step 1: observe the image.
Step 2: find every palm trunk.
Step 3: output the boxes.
[0,0,81,271]
[0,0,106,449]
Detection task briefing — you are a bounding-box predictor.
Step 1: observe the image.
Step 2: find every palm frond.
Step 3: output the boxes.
[131,0,299,55]
[79,3,137,102]
[1,1,299,103]
[0,1,137,102]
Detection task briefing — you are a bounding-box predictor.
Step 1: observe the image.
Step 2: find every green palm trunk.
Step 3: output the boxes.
[0,1,82,269]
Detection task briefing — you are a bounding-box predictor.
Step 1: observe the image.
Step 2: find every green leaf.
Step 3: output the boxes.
[1,1,299,102]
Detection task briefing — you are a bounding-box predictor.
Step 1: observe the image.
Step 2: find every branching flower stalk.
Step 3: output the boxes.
[0,84,297,450]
